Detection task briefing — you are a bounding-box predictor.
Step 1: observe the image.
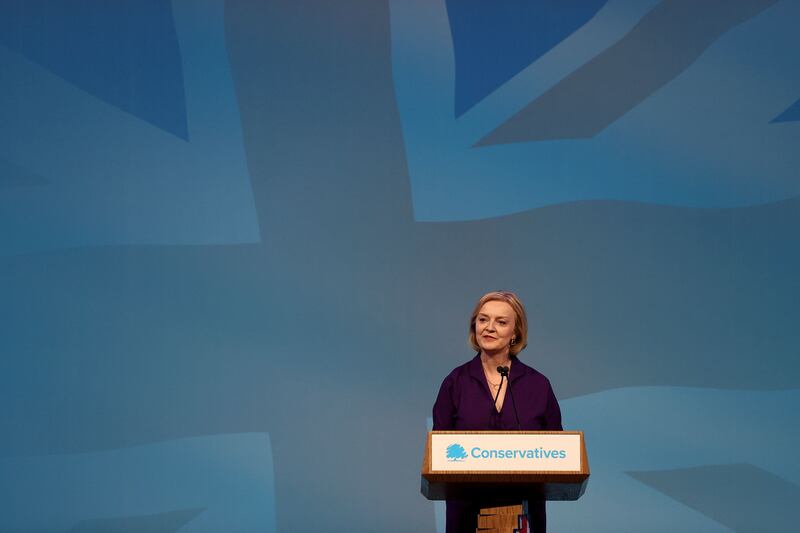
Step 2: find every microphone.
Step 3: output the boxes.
[498,366,521,430]
[492,367,507,408]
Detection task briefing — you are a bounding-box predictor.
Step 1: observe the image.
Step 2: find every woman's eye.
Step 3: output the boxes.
[498,321,506,326]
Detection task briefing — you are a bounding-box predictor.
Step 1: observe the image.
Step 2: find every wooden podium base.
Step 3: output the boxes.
[476,503,528,533]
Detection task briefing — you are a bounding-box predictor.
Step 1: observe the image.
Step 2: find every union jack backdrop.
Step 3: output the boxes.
[1,1,798,531]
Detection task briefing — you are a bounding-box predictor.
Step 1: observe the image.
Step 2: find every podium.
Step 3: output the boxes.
[421,431,590,532]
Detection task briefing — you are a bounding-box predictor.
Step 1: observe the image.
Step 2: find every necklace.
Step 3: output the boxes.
[483,367,505,390]
[482,358,510,391]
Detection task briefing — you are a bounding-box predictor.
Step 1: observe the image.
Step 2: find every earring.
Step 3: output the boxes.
[510,337,517,346]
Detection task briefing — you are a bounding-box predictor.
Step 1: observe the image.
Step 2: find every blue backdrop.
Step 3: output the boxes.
[1,1,799,531]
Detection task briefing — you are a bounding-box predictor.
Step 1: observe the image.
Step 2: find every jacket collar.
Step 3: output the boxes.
[468,353,527,383]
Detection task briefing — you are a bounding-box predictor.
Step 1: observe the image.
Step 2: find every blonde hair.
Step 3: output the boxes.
[468,291,528,356]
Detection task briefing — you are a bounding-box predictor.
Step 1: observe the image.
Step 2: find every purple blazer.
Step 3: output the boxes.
[432,354,562,533]
[432,354,562,432]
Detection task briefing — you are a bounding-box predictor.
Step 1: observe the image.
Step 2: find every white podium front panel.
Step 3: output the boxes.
[430,433,581,472]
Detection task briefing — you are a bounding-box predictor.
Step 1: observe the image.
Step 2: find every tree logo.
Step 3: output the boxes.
[446,443,468,462]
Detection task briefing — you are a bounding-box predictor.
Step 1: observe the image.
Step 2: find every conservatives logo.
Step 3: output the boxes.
[446,443,468,461]
[445,443,567,462]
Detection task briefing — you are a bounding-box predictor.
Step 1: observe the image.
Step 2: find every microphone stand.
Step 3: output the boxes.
[498,365,521,430]
[492,372,506,408]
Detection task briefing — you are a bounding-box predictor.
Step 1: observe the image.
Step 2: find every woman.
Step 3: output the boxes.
[432,291,562,533]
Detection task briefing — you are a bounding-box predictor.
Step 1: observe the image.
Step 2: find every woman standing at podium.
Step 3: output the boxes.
[432,290,562,533]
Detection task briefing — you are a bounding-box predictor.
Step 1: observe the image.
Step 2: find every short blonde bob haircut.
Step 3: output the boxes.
[469,290,529,356]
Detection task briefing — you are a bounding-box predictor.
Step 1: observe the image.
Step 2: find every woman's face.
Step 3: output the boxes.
[474,300,517,355]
